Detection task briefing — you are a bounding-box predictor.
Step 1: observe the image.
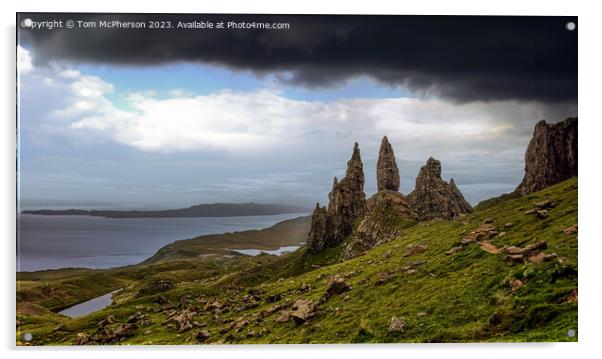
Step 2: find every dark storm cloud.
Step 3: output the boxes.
[18,13,577,103]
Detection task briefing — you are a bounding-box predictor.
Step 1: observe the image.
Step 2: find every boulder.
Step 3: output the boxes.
[290,299,316,324]
[195,329,210,342]
[563,224,578,235]
[388,316,406,332]
[404,243,427,257]
[323,275,351,300]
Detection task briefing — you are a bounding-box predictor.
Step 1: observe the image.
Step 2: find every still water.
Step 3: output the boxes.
[17,213,308,272]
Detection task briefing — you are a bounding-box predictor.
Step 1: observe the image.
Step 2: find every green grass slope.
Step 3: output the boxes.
[18,178,577,345]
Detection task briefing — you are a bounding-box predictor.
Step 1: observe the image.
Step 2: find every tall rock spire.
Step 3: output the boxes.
[307,203,328,254]
[307,143,367,253]
[376,136,400,192]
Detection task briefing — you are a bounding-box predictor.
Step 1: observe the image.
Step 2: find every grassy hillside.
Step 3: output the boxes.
[17,178,577,345]
[145,216,310,263]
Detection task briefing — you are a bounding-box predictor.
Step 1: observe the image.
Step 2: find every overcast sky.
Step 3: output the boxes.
[17,14,577,209]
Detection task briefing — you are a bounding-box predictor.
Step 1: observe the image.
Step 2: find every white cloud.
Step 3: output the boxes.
[63,85,550,154]
[18,47,577,205]
[18,47,565,157]
[17,46,33,74]
[18,46,572,161]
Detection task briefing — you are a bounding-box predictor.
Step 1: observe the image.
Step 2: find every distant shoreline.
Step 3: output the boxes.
[21,202,309,219]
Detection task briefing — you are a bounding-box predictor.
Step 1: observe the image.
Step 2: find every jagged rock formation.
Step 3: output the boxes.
[341,190,418,260]
[407,157,472,221]
[308,143,472,256]
[515,118,577,195]
[306,143,367,254]
[377,136,400,191]
[307,204,328,254]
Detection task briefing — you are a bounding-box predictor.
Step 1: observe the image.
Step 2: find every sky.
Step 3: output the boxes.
[17,14,578,209]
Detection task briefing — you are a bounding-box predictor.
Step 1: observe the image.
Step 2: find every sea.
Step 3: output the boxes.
[17,212,308,272]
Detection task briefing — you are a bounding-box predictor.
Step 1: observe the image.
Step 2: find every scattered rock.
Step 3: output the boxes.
[74,322,138,345]
[228,317,250,332]
[534,199,553,209]
[504,222,514,228]
[165,309,196,333]
[138,279,175,297]
[509,278,524,292]
[275,310,291,323]
[195,329,210,342]
[536,210,549,219]
[321,275,352,302]
[401,260,427,272]
[557,289,578,304]
[503,241,549,264]
[445,246,464,255]
[98,315,116,327]
[388,316,406,332]
[461,223,497,243]
[563,224,578,235]
[290,299,316,324]
[479,240,501,254]
[404,243,427,257]
[266,294,282,303]
[483,218,494,224]
[504,254,525,264]
[375,271,396,285]
[529,252,558,264]
[524,209,536,215]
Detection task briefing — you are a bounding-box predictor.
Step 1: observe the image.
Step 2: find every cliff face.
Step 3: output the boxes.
[306,143,367,254]
[376,136,400,192]
[515,118,578,196]
[407,157,472,221]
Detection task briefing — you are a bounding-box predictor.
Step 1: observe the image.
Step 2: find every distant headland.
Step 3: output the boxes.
[22,202,309,218]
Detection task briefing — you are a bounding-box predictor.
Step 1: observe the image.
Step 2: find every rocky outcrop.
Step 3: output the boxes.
[377,136,400,191]
[407,157,472,221]
[306,143,367,254]
[309,142,472,256]
[326,143,367,246]
[307,204,328,254]
[341,190,417,260]
[515,117,577,195]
